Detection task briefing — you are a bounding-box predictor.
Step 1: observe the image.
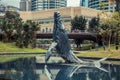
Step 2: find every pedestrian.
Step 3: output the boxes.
[95,43,99,51]
[0,26,2,41]
[102,42,106,51]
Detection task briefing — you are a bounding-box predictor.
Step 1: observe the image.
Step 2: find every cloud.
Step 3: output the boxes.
[67,0,80,7]
[1,0,20,8]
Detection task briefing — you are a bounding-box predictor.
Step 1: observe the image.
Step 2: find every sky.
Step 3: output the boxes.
[0,0,20,7]
[0,0,80,8]
[67,0,80,7]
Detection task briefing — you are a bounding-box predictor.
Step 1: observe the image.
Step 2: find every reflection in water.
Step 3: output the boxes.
[0,57,39,80]
[46,64,120,80]
[45,64,110,80]
[0,58,120,80]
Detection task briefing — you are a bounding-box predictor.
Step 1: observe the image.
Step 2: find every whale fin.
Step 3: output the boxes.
[45,42,57,63]
[95,54,111,63]
[96,67,108,72]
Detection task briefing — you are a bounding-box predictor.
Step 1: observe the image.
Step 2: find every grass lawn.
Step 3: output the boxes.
[0,42,120,63]
[76,51,120,59]
[0,54,45,63]
[76,44,120,59]
[0,42,47,53]
[0,42,47,63]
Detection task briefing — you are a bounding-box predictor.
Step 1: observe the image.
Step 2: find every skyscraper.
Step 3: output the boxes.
[0,1,6,13]
[31,0,67,11]
[81,0,116,12]
[80,0,88,7]
[20,0,31,11]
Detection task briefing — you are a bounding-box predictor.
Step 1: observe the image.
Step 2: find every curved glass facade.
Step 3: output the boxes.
[20,0,31,11]
[88,0,115,12]
[80,0,88,7]
[31,0,67,11]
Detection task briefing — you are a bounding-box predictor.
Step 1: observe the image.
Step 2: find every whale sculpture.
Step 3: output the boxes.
[44,11,110,80]
[45,12,84,63]
[45,12,110,63]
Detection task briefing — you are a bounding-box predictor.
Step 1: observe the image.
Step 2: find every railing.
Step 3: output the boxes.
[36,30,98,34]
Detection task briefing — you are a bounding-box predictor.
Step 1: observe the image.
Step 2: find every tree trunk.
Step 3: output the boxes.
[115,0,120,12]
[115,31,119,50]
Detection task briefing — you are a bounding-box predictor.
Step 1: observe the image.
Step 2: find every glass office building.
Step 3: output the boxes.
[80,0,88,7]
[89,0,115,12]
[81,0,116,12]
[31,0,67,11]
[20,0,31,11]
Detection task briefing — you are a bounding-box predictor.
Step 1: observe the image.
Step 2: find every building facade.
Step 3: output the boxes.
[20,7,107,32]
[6,6,20,11]
[0,4,6,13]
[81,0,116,12]
[80,0,88,7]
[20,0,31,11]
[31,0,67,11]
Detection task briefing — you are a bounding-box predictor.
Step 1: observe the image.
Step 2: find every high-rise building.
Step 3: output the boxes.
[0,1,6,14]
[80,0,88,7]
[0,4,6,13]
[20,0,31,11]
[31,0,67,11]
[81,0,116,12]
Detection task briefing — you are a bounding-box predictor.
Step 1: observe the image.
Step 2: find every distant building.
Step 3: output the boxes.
[20,0,31,11]
[0,4,6,13]
[6,5,20,11]
[0,2,20,17]
[31,0,67,11]
[80,0,116,12]
[80,0,88,7]
[19,7,107,32]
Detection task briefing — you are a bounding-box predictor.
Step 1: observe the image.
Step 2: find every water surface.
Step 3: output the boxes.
[0,57,120,80]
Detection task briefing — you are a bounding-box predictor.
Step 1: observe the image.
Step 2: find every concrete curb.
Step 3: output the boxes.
[0,52,46,55]
[78,56,120,61]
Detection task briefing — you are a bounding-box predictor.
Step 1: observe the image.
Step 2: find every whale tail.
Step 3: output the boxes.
[95,54,111,63]
[44,65,54,80]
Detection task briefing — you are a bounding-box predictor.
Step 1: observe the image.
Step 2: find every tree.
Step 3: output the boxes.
[100,12,120,50]
[108,1,120,50]
[71,16,87,31]
[100,18,113,45]
[89,17,100,32]
[100,2,106,10]
[71,16,87,47]
[1,11,40,48]
[1,11,21,42]
[111,12,120,50]
[24,20,40,48]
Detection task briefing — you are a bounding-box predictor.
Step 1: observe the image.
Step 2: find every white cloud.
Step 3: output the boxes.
[0,0,20,8]
[67,0,80,7]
